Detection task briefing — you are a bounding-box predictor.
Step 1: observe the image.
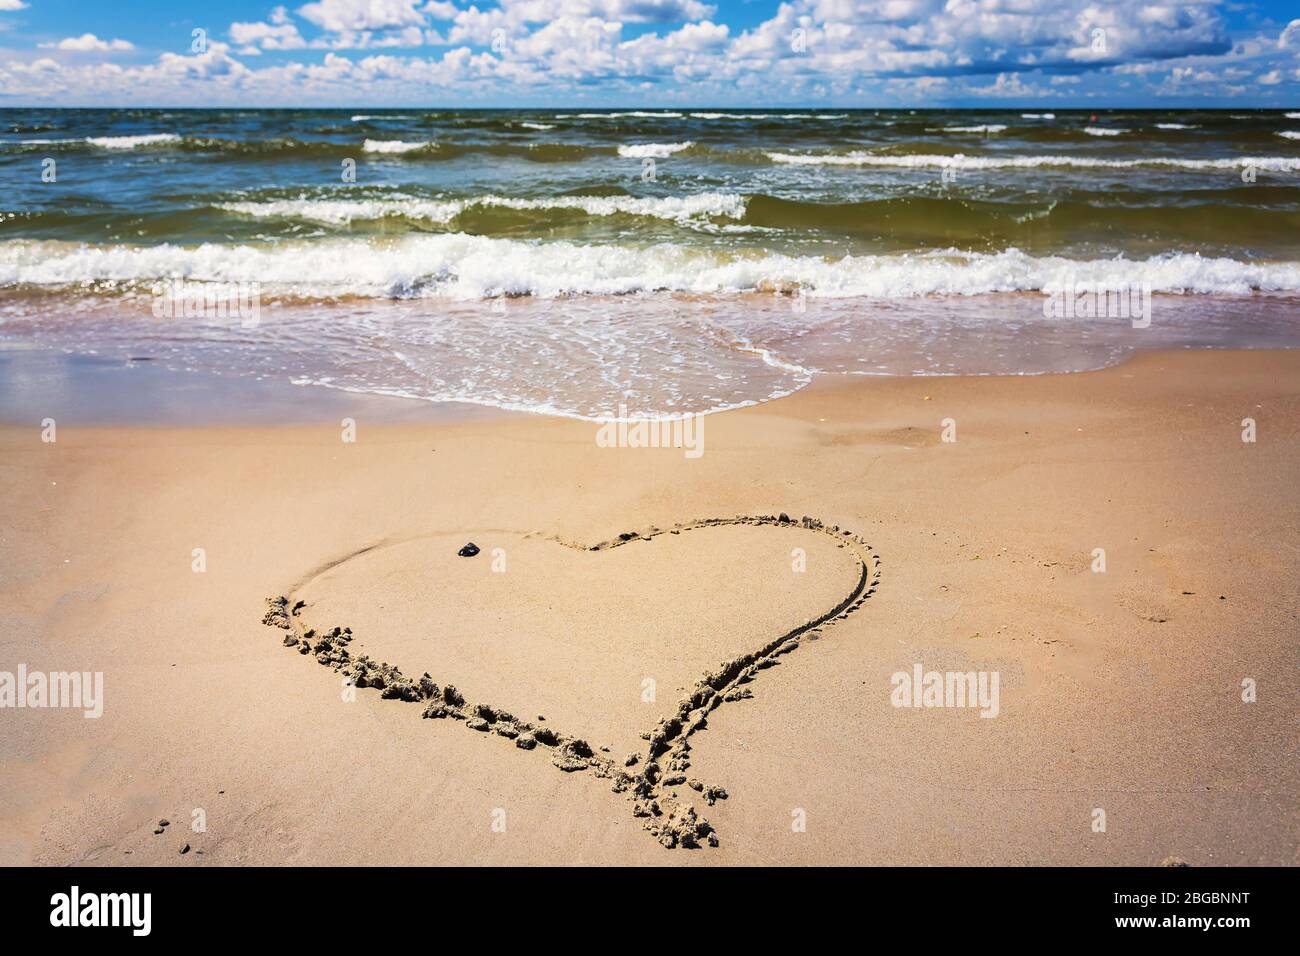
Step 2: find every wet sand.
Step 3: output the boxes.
[1,348,1296,864]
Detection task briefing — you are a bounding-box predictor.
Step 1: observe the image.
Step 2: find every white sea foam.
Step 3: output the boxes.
[519,122,555,130]
[350,114,414,121]
[362,138,431,153]
[617,141,693,158]
[4,238,1297,300]
[765,151,1300,172]
[1277,131,1300,141]
[218,197,464,225]
[940,124,1007,133]
[1155,123,1197,129]
[85,133,181,149]
[216,192,747,226]
[1021,113,1056,119]
[575,111,684,118]
[1286,113,1300,119]
[1083,126,1127,136]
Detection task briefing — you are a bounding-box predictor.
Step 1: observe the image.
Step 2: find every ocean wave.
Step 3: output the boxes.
[616,141,693,158]
[1277,131,1300,141]
[519,122,555,130]
[85,133,182,149]
[1021,113,1056,119]
[350,114,414,121]
[764,151,1300,172]
[216,192,748,227]
[362,138,433,153]
[1083,127,1127,137]
[1155,123,1198,130]
[574,111,684,119]
[681,112,848,120]
[940,124,1007,133]
[9,137,80,146]
[3,237,1297,300]
[2,133,181,150]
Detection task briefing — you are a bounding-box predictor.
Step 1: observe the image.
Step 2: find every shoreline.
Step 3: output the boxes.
[3,339,1298,428]
[2,346,1295,865]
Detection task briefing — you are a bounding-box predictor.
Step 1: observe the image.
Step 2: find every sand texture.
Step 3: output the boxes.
[1,349,1296,865]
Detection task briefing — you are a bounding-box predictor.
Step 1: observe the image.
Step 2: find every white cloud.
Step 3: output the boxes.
[1,0,1297,105]
[39,33,135,52]
[230,15,307,50]
[1279,19,1300,50]
[0,0,29,11]
[297,0,429,32]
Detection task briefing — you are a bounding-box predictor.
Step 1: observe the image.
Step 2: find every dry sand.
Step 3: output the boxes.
[1,348,1296,864]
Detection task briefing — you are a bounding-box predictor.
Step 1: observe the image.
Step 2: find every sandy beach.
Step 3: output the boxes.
[1,347,1295,866]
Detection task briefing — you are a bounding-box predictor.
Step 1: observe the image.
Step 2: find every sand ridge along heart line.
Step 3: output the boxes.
[261,513,882,849]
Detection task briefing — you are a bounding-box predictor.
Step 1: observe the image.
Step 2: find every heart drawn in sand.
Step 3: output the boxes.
[262,515,881,849]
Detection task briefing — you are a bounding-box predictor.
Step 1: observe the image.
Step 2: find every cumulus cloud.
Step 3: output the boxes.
[1280,19,1300,50]
[39,33,135,52]
[1,0,1297,105]
[297,0,429,32]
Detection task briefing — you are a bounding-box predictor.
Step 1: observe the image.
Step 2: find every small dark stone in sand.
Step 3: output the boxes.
[153,828,164,835]
[159,819,170,827]
[179,843,190,855]
[515,733,537,750]
[457,542,480,557]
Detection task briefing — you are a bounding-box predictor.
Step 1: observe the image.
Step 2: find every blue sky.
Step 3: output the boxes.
[1,1,1298,106]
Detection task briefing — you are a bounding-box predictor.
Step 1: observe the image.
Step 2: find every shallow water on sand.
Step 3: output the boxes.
[2,291,1297,421]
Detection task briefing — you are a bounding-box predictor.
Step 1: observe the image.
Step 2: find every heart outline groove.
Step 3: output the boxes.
[262,513,881,849]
